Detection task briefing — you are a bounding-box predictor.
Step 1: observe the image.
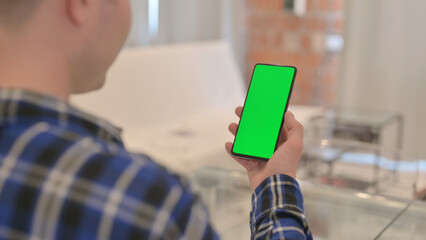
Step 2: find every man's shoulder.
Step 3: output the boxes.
[0,120,221,239]
[1,121,187,194]
[1,121,197,237]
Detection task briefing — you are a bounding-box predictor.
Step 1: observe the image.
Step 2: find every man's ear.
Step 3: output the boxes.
[66,0,91,25]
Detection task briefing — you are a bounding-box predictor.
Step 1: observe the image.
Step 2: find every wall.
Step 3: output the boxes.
[339,0,426,155]
[246,0,345,105]
[126,0,346,107]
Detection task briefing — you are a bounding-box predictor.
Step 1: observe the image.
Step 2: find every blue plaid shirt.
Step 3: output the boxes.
[0,89,312,240]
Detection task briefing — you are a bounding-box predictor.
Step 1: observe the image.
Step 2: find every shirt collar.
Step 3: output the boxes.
[0,89,123,144]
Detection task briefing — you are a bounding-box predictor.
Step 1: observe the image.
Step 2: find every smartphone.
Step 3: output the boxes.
[231,64,297,161]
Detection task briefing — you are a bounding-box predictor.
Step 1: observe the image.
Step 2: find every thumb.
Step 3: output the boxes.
[275,111,304,155]
[284,111,304,142]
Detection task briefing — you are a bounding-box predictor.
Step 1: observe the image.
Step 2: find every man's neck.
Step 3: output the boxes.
[0,40,72,102]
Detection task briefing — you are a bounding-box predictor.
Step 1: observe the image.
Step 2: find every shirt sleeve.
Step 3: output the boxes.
[250,174,313,240]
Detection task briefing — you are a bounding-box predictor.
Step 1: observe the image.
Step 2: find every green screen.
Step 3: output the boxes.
[232,64,296,159]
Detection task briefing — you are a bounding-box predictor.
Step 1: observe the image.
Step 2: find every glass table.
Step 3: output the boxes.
[190,167,425,240]
[303,184,406,240]
[300,138,421,200]
[306,107,404,149]
[376,202,426,240]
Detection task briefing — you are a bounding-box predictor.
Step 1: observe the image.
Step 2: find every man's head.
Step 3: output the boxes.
[0,0,131,95]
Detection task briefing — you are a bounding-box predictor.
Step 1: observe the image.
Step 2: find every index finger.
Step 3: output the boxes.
[235,106,243,118]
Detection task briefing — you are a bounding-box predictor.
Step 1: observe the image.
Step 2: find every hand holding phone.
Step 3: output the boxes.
[231,64,296,161]
[225,64,304,189]
[226,109,304,190]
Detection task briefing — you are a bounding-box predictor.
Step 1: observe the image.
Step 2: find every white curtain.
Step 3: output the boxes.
[126,0,247,75]
[338,0,426,155]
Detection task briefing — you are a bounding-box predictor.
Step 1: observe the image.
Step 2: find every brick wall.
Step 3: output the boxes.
[246,0,345,105]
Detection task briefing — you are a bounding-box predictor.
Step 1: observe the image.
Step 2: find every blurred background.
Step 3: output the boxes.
[124,0,426,156]
[73,0,426,239]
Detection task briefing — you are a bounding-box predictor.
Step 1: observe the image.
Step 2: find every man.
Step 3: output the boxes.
[0,0,312,239]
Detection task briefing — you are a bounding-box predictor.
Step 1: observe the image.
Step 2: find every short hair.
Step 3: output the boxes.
[0,0,42,29]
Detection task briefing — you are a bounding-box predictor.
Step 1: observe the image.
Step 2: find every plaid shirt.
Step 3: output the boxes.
[0,89,312,240]
[251,175,313,240]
